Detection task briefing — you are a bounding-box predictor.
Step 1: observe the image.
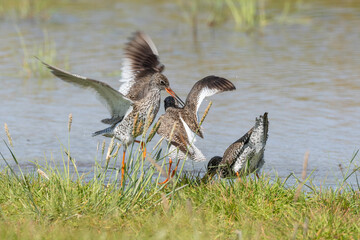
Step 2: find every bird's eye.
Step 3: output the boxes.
[160,80,165,85]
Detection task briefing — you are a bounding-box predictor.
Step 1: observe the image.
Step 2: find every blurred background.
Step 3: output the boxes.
[0,0,359,186]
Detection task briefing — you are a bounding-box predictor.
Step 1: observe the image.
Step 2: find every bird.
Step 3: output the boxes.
[204,112,269,180]
[40,31,184,186]
[156,75,236,183]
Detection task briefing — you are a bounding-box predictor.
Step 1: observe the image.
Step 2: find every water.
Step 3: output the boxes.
[1,1,359,186]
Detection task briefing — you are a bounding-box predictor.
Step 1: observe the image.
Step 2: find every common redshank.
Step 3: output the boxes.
[156,75,236,183]
[40,32,184,186]
[205,112,269,180]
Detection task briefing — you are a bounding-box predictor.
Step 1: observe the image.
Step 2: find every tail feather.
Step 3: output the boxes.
[262,112,269,141]
[92,125,115,137]
[189,143,206,162]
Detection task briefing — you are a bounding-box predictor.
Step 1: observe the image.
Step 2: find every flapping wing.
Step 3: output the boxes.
[119,31,164,96]
[182,75,235,137]
[185,75,236,114]
[41,60,133,123]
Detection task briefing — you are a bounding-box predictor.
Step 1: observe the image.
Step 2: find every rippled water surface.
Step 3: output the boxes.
[1,1,359,186]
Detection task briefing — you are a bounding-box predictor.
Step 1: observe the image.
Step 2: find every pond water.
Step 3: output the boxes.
[0,1,359,186]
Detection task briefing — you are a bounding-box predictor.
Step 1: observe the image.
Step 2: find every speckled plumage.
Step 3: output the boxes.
[207,112,269,178]
[119,31,165,101]
[40,32,182,149]
[157,76,236,162]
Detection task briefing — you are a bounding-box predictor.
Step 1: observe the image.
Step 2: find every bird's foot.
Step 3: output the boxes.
[121,150,126,187]
[159,158,179,185]
[135,140,147,159]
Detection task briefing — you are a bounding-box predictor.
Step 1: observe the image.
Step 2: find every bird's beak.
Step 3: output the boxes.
[165,88,185,107]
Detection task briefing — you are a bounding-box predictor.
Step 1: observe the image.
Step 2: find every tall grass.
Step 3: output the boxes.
[0,0,52,20]
[226,0,267,29]
[0,144,359,238]
[16,27,67,79]
[177,0,301,34]
[0,116,359,238]
[0,112,188,221]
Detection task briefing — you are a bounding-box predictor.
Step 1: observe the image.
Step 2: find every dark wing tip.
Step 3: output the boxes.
[124,31,164,75]
[200,75,236,92]
[35,56,51,69]
[262,112,269,138]
[198,130,204,139]
[35,57,69,79]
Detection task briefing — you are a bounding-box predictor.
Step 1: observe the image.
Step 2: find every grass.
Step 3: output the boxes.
[16,27,68,79]
[177,0,306,35]
[0,0,53,20]
[226,0,267,30]
[1,117,360,239]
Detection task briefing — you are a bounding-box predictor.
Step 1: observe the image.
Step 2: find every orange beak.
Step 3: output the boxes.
[166,88,185,107]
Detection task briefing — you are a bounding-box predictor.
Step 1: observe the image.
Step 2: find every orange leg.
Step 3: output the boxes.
[135,140,147,159]
[170,158,180,178]
[159,158,173,185]
[256,172,260,179]
[121,150,126,187]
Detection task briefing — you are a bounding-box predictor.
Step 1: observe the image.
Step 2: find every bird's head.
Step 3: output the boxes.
[164,96,180,110]
[207,156,223,175]
[151,73,185,107]
[151,73,169,90]
[200,156,223,183]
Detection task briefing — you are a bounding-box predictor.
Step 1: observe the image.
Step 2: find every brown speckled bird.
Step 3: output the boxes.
[205,112,269,180]
[39,32,184,186]
[156,76,236,183]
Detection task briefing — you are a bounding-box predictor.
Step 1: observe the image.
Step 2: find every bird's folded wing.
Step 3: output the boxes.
[222,127,253,166]
[157,110,188,154]
[41,60,133,121]
[181,112,203,138]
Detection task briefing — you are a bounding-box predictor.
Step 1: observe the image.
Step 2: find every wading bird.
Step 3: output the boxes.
[40,32,184,186]
[204,112,269,180]
[156,76,236,183]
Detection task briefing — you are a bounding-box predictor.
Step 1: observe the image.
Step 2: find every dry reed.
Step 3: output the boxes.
[4,123,13,147]
[68,113,72,133]
[37,169,49,180]
[294,151,309,201]
[199,101,212,126]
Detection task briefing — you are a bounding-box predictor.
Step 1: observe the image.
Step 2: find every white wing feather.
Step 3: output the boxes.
[41,61,133,120]
[118,32,160,96]
[180,116,196,143]
[118,57,135,95]
[196,87,219,112]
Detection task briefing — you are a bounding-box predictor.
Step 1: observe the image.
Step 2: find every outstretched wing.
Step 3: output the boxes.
[182,75,236,137]
[41,60,133,123]
[119,31,164,96]
[185,75,236,114]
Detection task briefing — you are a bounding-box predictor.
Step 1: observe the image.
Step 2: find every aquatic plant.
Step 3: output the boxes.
[225,0,267,29]
[0,107,359,239]
[17,27,67,79]
[1,135,359,238]
[0,0,52,20]
[177,0,303,34]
